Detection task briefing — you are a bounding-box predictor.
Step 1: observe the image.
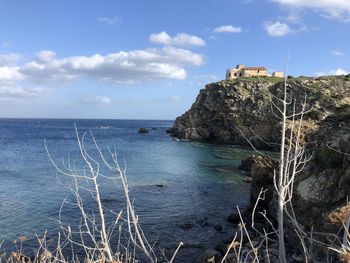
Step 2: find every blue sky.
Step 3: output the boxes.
[0,0,349,119]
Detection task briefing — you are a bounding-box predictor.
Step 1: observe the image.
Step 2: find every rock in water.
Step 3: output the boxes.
[138,128,149,133]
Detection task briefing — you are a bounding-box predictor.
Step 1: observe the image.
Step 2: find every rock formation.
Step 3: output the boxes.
[294,111,350,232]
[170,76,350,150]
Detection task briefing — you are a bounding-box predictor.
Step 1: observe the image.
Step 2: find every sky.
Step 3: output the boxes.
[0,0,349,119]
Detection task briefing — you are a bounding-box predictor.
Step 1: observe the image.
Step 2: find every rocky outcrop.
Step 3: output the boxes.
[237,112,350,235]
[294,112,350,232]
[171,76,350,150]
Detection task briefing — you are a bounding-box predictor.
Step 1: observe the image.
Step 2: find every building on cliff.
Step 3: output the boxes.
[226,64,284,80]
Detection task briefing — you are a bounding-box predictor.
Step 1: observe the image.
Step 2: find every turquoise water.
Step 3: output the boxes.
[0,119,252,261]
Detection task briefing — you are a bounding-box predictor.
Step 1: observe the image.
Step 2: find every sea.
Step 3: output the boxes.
[0,119,252,262]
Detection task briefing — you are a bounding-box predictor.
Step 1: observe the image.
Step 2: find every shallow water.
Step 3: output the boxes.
[0,119,253,261]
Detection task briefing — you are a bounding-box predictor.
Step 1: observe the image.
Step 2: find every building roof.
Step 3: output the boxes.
[244,67,267,71]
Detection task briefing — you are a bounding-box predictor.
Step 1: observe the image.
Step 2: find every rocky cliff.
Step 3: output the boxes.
[170,76,350,150]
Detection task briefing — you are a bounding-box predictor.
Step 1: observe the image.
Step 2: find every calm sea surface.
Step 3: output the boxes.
[0,119,252,261]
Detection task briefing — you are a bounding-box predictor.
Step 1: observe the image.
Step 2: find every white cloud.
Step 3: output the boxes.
[213,25,242,33]
[83,96,112,104]
[98,16,122,25]
[0,53,21,66]
[272,0,350,21]
[149,31,206,47]
[5,47,204,85]
[330,50,345,56]
[149,32,171,45]
[0,35,206,89]
[35,50,56,63]
[264,21,292,36]
[0,66,24,83]
[316,68,349,76]
[161,46,204,66]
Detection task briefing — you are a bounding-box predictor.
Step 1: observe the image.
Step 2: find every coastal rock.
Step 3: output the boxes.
[293,112,350,231]
[242,113,350,233]
[170,76,350,150]
[249,155,277,215]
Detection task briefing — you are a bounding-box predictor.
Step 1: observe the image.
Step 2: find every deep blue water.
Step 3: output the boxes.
[0,119,252,261]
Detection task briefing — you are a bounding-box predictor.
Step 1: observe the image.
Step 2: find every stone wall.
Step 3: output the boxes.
[243,69,269,77]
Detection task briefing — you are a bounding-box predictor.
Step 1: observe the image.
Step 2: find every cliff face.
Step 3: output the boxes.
[171,76,350,150]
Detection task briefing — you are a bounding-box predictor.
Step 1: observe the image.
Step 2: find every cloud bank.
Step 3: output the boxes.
[0,46,204,89]
[18,47,204,84]
[0,31,206,100]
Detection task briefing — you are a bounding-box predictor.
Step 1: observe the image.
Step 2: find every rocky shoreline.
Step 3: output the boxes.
[169,75,350,262]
